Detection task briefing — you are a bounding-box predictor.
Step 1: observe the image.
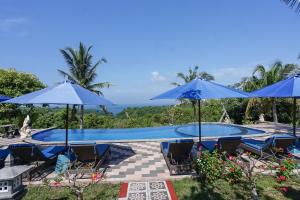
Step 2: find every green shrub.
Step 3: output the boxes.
[194,150,224,184]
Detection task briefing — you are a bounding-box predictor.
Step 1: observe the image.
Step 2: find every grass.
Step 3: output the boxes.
[23,183,120,200]
[22,176,300,200]
[172,175,300,200]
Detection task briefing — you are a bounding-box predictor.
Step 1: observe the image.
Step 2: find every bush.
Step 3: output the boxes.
[194,150,224,184]
[274,155,297,183]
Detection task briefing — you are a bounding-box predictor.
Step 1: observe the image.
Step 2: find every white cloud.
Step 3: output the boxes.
[0,17,29,36]
[212,67,253,85]
[151,71,166,82]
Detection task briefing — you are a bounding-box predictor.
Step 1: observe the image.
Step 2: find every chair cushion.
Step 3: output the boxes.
[55,154,71,175]
[202,141,217,152]
[161,142,169,155]
[42,146,65,159]
[69,141,96,145]
[168,139,194,143]
[243,139,266,150]
[218,136,242,141]
[0,149,9,160]
[95,144,109,157]
[9,143,35,148]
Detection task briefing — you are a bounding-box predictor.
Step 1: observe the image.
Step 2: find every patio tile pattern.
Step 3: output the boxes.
[119,181,173,200]
[105,142,171,181]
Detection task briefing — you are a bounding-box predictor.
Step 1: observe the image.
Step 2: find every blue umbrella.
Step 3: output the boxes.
[0,95,10,102]
[4,80,114,145]
[250,74,300,135]
[151,78,249,143]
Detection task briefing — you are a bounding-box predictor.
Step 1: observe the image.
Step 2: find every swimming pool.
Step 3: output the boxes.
[32,123,266,142]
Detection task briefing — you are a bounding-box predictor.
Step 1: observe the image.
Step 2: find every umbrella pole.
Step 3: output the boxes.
[198,99,201,144]
[65,104,69,147]
[293,98,296,136]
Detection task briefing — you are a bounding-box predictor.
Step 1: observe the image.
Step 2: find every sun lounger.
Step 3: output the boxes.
[238,134,296,161]
[161,139,194,175]
[66,142,110,177]
[8,143,65,180]
[202,136,242,155]
[0,148,9,168]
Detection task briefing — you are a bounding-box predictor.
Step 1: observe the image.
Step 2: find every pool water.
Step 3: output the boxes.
[32,123,265,142]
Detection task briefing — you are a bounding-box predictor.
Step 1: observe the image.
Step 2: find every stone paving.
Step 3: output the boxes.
[104,142,173,182]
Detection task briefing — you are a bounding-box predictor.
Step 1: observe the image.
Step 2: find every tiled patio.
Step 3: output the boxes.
[105,142,175,182]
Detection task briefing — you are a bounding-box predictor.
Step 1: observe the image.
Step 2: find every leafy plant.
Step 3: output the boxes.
[274,155,297,183]
[194,149,224,184]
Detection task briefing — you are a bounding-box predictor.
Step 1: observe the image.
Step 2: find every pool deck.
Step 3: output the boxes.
[1,122,299,184]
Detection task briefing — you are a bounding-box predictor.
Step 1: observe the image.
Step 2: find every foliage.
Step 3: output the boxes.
[172,175,300,200]
[23,185,76,200]
[0,68,45,127]
[171,66,215,120]
[23,183,120,200]
[58,42,111,128]
[0,68,45,97]
[282,0,300,12]
[193,150,225,184]
[236,62,299,123]
[83,183,120,200]
[224,156,243,184]
[273,155,297,183]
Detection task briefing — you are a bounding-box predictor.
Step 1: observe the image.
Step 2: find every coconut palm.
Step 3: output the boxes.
[240,61,299,122]
[171,66,214,120]
[282,0,300,12]
[58,42,111,129]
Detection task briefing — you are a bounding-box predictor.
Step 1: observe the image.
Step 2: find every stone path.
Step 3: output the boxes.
[118,181,178,200]
[104,142,173,182]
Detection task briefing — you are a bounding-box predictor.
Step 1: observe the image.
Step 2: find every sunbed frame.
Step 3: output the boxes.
[161,141,194,175]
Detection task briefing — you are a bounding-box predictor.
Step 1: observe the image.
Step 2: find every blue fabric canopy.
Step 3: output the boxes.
[4,80,114,105]
[0,95,10,102]
[250,74,300,136]
[4,80,114,146]
[152,78,249,100]
[151,78,249,143]
[250,74,300,98]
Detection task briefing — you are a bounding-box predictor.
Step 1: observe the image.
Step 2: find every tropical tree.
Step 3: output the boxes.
[171,66,214,120]
[238,61,299,122]
[58,42,111,129]
[0,68,45,126]
[282,0,300,12]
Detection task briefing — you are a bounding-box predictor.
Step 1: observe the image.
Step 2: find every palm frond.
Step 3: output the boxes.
[171,82,181,86]
[89,82,112,90]
[282,0,300,12]
[57,69,78,83]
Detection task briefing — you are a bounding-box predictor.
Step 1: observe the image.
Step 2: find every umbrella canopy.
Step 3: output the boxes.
[250,74,300,135]
[0,95,10,102]
[4,80,114,145]
[5,80,113,105]
[151,78,249,143]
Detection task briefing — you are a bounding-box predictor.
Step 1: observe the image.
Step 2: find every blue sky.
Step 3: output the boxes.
[0,0,299,105]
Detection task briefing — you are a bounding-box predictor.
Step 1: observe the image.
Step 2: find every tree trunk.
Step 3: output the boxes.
[100,105,112,116]
[79,105,84,129]
[272,98,278,123]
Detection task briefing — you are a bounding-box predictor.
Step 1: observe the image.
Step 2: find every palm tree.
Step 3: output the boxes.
[171,66,214,120]
[58,42,111,129]
[240,61,299,122]
[282,0,300,12]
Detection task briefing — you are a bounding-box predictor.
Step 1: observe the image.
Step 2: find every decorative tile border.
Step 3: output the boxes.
[119,181,178,200]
